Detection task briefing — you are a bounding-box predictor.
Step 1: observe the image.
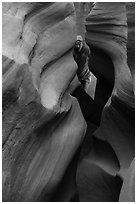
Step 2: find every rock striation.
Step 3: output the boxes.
[2,2,86,201]
[77,2,135,201]
[2,2,135,202]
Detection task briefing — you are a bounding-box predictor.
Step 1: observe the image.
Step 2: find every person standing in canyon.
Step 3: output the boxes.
[73,34,115,126]
[73,35,92,92]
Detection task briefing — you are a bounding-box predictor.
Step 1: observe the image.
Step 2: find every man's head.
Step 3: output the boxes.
[74,35,83,52]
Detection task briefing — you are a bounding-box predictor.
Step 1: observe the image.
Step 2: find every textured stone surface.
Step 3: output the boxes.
[119,158,135,201]
[86,2,135,174]
[2,2,135,202]
[2,2,86,201]
[77,2,135,201]
[126,2,135,88]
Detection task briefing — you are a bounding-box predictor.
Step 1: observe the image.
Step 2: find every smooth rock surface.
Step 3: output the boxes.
[2,2,135,202]
[77,2,135,201]
[2,3,87,201]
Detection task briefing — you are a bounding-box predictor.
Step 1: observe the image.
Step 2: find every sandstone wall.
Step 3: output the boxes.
[2,3,86,201]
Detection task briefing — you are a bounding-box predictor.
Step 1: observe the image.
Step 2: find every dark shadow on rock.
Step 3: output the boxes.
[77,162,123,202]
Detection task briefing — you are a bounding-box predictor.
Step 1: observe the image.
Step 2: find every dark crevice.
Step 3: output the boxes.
[28,41,38,65]
[72,45,115,126]
[88,45,115,110]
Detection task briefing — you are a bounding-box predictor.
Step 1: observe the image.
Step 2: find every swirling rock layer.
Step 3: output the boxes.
[2,2,135,202]
[85,1,135,175]
[77,2,135,201]
[2,3,86,201]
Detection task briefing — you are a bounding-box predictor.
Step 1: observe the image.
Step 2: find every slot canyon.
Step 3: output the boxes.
[2,2,135,202]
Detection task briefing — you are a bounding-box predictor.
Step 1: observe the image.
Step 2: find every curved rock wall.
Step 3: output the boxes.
[126,2,135,88]
[2,3,87,201]
[76,2,134,201]
[85,2,134,108]
[2,2,135,202]
[85,1,134,175]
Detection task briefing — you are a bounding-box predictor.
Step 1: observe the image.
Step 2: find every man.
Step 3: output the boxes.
[72,35,101,126]
[73,35,92,92]
[72,34,115,126]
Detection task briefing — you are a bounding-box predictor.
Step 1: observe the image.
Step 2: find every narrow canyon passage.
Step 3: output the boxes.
[75,2,135,202]
[2,2,135,202]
